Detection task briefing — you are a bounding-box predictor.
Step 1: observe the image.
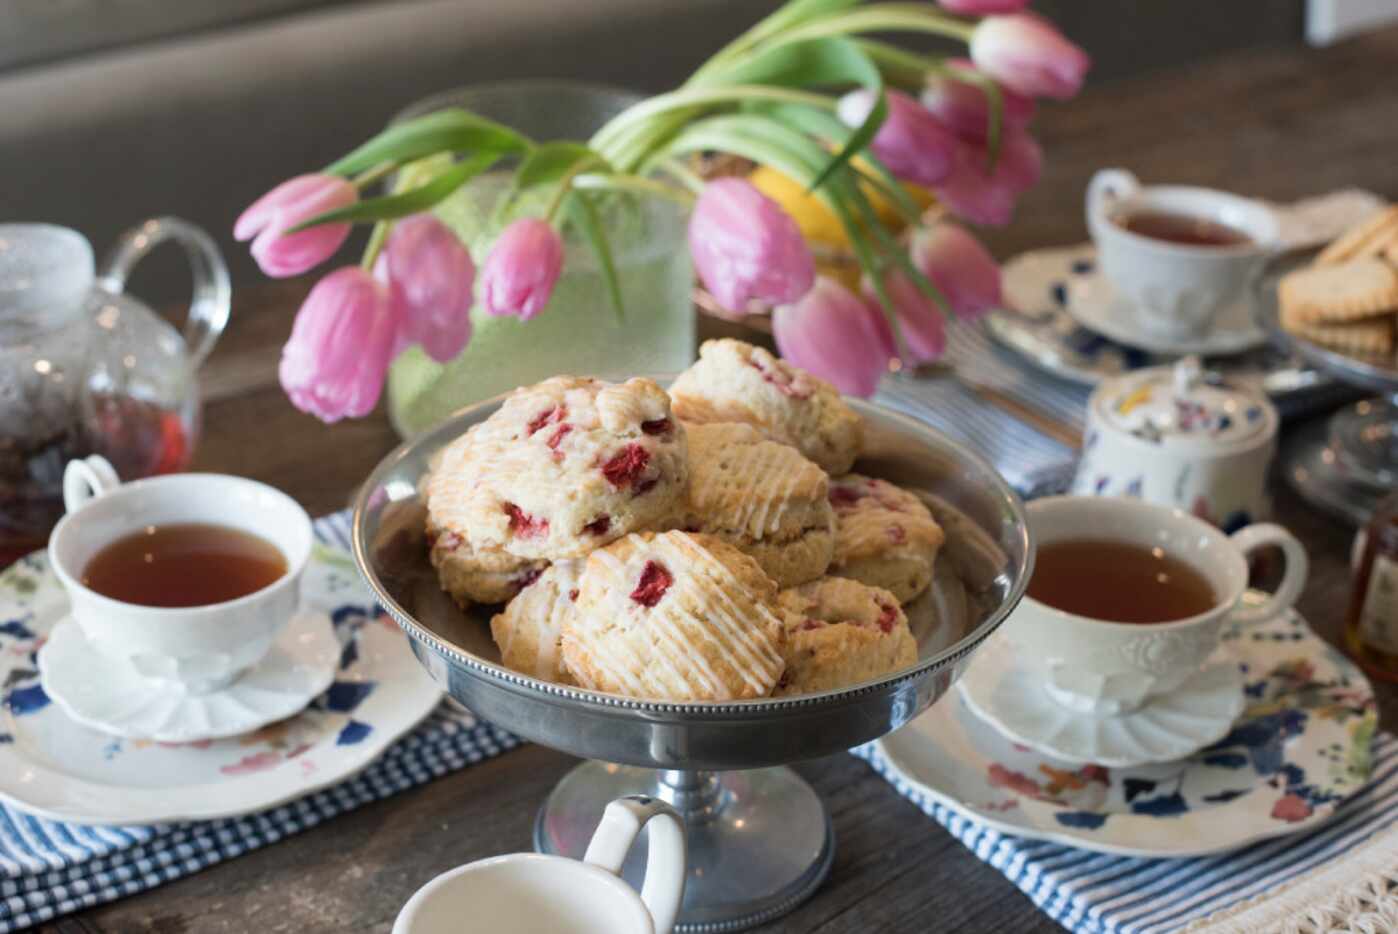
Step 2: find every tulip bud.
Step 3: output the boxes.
[689,178,815,315]
[920,59,1035,144]
[381,215,474,362]
[938,0,1029,11]
[479,218,564,320]
[909,223,1001,320]
[278,267,399,422]
[837,90,958,188]
[864,270,947,365]
[970,14,1091,101]
[935,129,1043,227]
[773,277,894,398]
[235,174,358,278]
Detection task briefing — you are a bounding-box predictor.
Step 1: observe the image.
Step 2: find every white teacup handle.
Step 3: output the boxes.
[63,455,121,513]
[1228,523,1309,624]
[583,795,686,934]
[1085,168,1140,229]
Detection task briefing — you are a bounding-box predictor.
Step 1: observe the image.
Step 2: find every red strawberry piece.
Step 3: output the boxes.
[546,424,573,450]
[886,524,907,545]
[630,560,673,607]
[875,602,898,634]
[799,618,825,632]
[583,515,611,536]
[568,589,579,602]
[526,406,565,435]
[745,357,813,399]
[829,486,862,508]
[504,503,549,539]
[601,443,651,489]
[640,418,673,436]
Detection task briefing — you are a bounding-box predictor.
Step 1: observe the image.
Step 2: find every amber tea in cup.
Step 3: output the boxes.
[1026,538,1217,624]
[81,522,287,608]
[1114,209,1253,248]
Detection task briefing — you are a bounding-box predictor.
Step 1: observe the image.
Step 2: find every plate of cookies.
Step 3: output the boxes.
[350,338,1032,772]
[1264,205,1398,393]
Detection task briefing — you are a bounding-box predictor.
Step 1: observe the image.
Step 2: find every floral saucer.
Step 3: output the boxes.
[0,545,443,824]
[875,600,1375,857]
[957,633,1245,767]
[38,609,339,743]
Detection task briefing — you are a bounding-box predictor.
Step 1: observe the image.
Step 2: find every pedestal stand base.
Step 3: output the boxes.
[534,761,834,933]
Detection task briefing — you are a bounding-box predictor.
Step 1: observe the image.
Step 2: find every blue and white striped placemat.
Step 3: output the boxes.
[854,734,1398,933]
[0,513,520,933]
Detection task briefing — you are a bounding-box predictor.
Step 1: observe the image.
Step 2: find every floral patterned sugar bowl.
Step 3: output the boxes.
[1071,356,1279,531]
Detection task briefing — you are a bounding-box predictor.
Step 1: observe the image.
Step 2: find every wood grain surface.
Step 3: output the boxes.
[44,26,1398,934]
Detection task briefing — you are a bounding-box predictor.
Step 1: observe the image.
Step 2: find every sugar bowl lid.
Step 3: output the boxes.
[1094,357,1276,450]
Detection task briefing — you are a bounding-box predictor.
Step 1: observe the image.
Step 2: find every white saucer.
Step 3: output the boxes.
[957,631,1245,767]
[1064,262,1268,356]
[38,609,339,743]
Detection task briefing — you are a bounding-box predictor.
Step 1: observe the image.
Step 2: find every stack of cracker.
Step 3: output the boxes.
[1279,205,1398,358]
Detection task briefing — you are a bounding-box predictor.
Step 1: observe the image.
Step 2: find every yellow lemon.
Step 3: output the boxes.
[748,165,935,253]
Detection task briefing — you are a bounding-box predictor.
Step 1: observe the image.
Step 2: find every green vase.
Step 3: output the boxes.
[385,82,695,437]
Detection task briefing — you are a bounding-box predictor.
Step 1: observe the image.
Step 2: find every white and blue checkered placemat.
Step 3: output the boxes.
[0,513,520,933]
[854,734,1398,933]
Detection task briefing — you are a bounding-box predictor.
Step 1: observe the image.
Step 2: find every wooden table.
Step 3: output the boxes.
[46,27,1398,934]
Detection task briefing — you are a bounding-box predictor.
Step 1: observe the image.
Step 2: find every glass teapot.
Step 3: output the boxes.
[0,218,230,564]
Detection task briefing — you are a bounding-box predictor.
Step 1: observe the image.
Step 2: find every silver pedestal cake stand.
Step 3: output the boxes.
[1257,252,1398,524]
[351,395,1033,932]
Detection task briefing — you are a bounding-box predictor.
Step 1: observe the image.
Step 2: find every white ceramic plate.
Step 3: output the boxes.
[876,600,1376,857]
[957,634,1245,767]
[0,545,442,825]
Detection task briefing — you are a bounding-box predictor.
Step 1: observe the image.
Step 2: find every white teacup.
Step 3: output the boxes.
[1005,496,1308,715]
[47,456,313,694]
[1086,168,1281,340]
[394,795,686,934]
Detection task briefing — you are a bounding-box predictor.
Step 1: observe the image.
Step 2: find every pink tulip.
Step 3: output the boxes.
[935,128,1043,227]
[836,90,957,187]
[689,178,815,315]
[909,223,1002,320]
[235,174,357,278]
[479,218,564,320]
[773,277,894,397]
[279,267,398,422]
[380,215,474,362]
[864,271,947,365]
[920,60,1035,144]
[970,14,1091,101]
[938,0,1029,12]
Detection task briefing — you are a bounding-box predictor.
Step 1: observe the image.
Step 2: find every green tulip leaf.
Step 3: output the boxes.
[515,142,609,191]
[290,151,500,230]
[325,109,530,177]
[566,190,625,322]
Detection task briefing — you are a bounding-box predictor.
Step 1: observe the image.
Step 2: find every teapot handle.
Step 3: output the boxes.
[97,217,231,369]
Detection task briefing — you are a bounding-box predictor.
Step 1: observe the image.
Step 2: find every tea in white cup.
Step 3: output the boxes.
[1085,168,1281,340]
[47,456,313,694]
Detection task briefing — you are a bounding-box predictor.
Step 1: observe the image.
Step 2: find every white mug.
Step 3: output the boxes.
[1005,496,1307,715]
[1086,168,1281,340]
[394,795,687,934]
[47,455,313,694]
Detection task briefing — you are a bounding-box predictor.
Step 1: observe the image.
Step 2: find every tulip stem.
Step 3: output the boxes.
[543,155,608,223]
[773,5,976,46]
[352,161,398,191]
[571,173,695,205]
[591,85,835,154]
[360,220,391,272]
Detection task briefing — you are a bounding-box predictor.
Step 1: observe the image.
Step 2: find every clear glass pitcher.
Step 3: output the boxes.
[0,218,230,564]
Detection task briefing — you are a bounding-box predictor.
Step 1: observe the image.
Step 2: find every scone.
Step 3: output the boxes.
[426,514,547,607]
[490,562,580,684]
[774,577,918,696]
[681,422,835,588]
[562,531,786,701]
[669,339,862,474]
[426,376,688,560]
[828,473,945,603]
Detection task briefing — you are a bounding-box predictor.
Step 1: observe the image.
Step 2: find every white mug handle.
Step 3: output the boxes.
[1085,168,1140,231]
[1228,522,1309,624]
[63,455,121,513]
[583,795,686,934]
